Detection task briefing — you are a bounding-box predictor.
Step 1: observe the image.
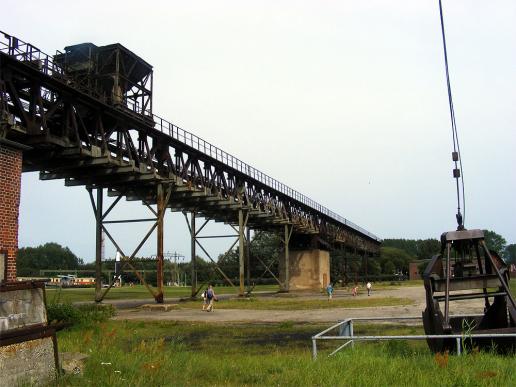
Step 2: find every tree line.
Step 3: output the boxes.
[16,230,514,285]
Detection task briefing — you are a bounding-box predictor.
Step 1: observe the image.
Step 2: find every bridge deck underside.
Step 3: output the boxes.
[26,143,341,236]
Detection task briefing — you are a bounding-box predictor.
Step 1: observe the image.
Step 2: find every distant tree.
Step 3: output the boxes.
[215,231,282,283]
[178,256,213,284]
[17,243,83,276]
[483,230,507,254]
[379,247,414,274]
[330,250,349,280]
[382,238,440,261]
[503,244,516,265]
[360,258,381,276]
[249,232,281,269]
[217,249,239,280]
[382,260,396,275]
[382,239,418,256]
[416,239,440,260]
[348,261,360,279]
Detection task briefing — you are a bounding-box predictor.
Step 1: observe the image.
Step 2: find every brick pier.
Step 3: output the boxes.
[0,143,23,282]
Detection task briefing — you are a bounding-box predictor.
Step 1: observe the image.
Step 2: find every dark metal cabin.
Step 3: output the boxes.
[54,42,153,119]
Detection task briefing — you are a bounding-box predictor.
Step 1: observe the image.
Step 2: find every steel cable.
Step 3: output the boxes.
[438,0,466,228]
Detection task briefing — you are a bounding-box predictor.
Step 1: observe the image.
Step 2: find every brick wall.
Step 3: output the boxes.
[0,143,22,282]
[409,262,421,281]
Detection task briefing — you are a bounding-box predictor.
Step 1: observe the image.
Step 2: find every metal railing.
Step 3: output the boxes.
[154,113,380,241]
[311,316,516,359]
[0,31,380,242]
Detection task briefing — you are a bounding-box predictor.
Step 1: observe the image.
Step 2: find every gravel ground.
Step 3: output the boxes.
[110,285,486,324]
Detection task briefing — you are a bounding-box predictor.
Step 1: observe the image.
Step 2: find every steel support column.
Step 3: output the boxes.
[184,213,238,294]
[94,188,103,302]
[190,211,197,298]
[87,187,169,303]
[155,184,165,303]
[282,224,292,292]
[238,209,245,296]
[246,227,251,290]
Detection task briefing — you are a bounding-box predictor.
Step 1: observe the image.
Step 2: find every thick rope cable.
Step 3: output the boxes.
[438,0,466,229]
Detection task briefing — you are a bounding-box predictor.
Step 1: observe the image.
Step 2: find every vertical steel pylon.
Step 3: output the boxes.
[155,184,165,303]
[94,188,103,302]
[246,227,251,291]
[238,209,245,296]
[190,211,197,298]
[281,224,293,292]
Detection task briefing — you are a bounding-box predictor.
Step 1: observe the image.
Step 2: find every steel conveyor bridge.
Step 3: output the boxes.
[0,31,380,301]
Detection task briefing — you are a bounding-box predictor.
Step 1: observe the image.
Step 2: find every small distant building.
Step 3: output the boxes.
[409,262,420,280]
[43,276,96,287]
[408,260,431,280]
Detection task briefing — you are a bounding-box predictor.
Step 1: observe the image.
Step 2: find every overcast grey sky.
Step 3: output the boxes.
[3,1,515,262]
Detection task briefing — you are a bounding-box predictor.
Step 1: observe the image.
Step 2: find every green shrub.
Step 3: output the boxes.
[46,302,116,327]
[46,302,80,325]
[76,303,116,323]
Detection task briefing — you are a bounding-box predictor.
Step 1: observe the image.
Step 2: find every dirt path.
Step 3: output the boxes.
[112,285,486,324]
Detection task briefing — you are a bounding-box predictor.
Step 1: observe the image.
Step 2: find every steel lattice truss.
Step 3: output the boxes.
[0,31,380,254]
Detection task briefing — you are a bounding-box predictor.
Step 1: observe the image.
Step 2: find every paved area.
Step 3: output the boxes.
[111,285,486,324]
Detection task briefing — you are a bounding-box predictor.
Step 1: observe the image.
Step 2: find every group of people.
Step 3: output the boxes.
[201,282,373,309]
[201,284,217,312]
[326,281,373,299]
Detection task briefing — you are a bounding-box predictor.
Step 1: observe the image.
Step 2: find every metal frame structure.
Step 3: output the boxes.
[0,31,381,302]
[185,211,240,296]
[422,228,516,353]
[311,316,516,360]
[87,186,171,302]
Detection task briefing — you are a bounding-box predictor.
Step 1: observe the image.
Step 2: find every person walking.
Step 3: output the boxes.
[366,282,372,296]
[326,283,334,301]
[205,284,217,312]
[352,285,358,297]
[201,289,209,311]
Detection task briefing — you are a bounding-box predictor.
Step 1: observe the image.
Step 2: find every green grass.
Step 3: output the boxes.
[54,320,515,386]
[45,284,280,303]
[44,280,425,304]
[178,296,412,310]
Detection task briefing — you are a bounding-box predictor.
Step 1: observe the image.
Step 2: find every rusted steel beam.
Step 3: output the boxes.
[94,188,103,302]
[190,212,197,298]
[155,184,165,303]
[238,209,245,296]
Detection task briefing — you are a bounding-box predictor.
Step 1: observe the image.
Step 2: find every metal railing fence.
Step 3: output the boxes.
[311,316,516,359]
